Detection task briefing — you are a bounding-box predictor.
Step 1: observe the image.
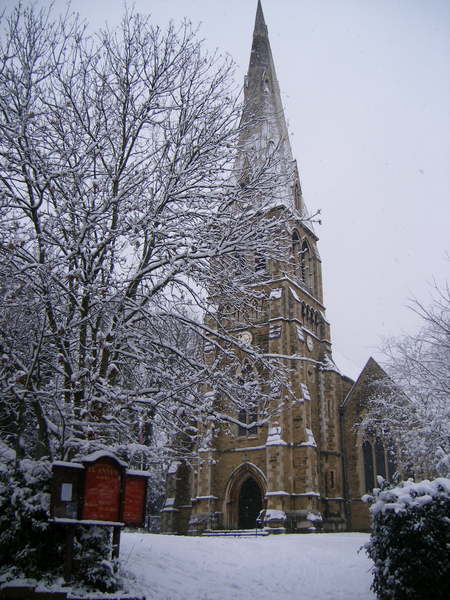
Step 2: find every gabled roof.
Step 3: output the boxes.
[341,356,388,410]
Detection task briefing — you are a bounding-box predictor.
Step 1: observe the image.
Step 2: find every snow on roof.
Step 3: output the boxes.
[50,518,124,526]
[289,287,300,303]
[299,428,317,448]
[266,425,288,446]
[296,325,305,342]
[74,450,127,467]
[52,460,85,470]
[127,469,151,477]
[269,288,283,299]
[321,354,340,373]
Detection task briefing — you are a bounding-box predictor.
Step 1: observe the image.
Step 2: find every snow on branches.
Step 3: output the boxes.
[360,283,450,478]
[0,4,292,464]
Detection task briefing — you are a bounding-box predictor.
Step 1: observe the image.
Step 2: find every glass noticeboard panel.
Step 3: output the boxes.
[61,483,73,501]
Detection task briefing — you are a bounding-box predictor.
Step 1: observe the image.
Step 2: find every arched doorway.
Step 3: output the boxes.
[224,463,266,530]
[238,477,263,529]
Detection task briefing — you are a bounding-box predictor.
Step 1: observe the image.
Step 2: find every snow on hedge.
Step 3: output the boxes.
[364,476,450,515]
[364,476,450,600]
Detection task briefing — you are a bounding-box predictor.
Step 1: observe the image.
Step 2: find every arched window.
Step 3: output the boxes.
[375,438,387,479]
[327,470,335,494]
[239,155,251,188]
[255,250,266,272]
[235,254,246,277]
[300,240,309,284]
[238,408,249,437]
[301,240,317,295]
[362,436,397,493]
[362,440,375,492]
[237,361,258,437]
[292,231,300,278]
[387,446,397,480]
[294,182,301,211]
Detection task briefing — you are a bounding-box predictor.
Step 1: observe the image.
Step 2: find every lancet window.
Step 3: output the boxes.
[301,240,315,293]
[362,438,397,492]
[237,361,258,437]
[292,230,301,279]
[294,181,301,211]
[292,231,316,296]
[255,250,266,272]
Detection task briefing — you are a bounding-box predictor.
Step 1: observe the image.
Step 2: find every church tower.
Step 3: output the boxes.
[162,1,358,534]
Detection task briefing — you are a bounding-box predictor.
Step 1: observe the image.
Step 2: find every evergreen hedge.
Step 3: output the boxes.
[364,477,450,600]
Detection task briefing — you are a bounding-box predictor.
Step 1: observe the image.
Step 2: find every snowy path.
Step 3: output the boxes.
[121,532,375,600]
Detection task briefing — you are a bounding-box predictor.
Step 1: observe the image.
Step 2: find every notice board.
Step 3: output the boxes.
[82,457,122,522]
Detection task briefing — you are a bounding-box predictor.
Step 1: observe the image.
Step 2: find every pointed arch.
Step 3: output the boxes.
[300,239,309,284]
[223,462,267,529]
[292,230,301,278]
[239,155,251,188]
[294,181,301,211]
[362,440,375,492]
[300,239,316,294]
[375,438,387,479]
[236,360,259,437]
[255,249,266,272]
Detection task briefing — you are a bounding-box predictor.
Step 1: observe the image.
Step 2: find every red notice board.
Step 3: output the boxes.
[123,475,147,526]
[82,458,122,522]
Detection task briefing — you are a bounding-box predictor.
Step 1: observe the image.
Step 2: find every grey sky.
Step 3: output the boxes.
[4,0,449,378]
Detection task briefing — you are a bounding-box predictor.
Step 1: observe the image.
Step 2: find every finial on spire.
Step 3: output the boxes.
[254,1,268,37]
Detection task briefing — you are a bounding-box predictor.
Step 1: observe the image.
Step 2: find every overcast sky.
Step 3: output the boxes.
[5,0,449,378]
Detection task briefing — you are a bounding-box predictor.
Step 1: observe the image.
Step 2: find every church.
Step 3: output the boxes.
[161,1,395,535]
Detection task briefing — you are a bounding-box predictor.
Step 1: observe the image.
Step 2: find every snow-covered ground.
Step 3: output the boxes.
[121,532,375,600]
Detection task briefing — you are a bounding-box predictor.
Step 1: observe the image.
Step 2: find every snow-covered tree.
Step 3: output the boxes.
[361,283,450,477]
[0,4,292,465]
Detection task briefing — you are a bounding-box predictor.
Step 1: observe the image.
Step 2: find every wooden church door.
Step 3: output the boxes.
[238,478,262,529]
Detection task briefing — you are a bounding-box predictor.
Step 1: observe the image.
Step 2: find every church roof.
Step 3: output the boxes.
[341,356,388,409]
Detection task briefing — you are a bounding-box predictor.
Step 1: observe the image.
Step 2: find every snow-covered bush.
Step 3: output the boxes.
[364,477,450,600]
[0,459,64,579]
[74,526,120,592]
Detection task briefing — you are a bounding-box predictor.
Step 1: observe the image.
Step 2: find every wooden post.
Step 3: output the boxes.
[64,526,75,583]
[112,526,121,566]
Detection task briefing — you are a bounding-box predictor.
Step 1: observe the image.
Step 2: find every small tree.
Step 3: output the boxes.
[360,283,450,477]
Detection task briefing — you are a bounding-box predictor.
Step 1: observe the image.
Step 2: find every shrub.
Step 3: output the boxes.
[0,459,65,579]
[74,526,120,592]
[364,477,450,600]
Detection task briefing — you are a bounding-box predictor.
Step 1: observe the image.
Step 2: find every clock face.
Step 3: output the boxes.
[238,331,252,345]
[306,335,314,352]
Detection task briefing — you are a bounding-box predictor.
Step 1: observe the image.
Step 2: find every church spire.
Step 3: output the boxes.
[240,1,305,214]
